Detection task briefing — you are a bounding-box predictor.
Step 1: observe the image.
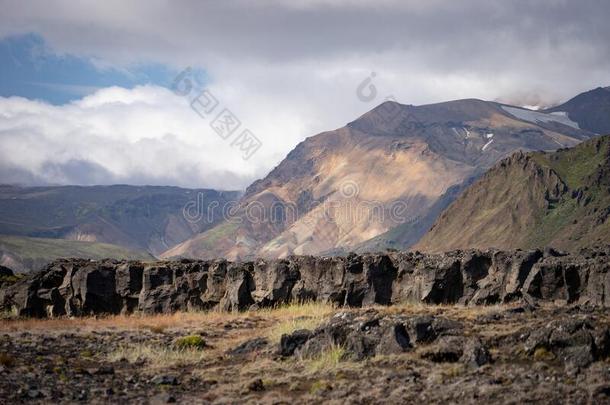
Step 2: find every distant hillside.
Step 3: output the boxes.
[545,87,610,134]
[0,185,240,256]
[415,135,610,252]
[0,235,154,273]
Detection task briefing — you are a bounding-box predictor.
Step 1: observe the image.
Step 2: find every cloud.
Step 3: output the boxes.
[1,1,608,101]
[0,86,288,189]
[0,0,609,188]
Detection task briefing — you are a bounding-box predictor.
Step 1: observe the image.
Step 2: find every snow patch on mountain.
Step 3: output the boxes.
[501,105,580,129]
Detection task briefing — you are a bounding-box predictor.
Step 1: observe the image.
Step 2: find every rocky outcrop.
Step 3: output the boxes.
[275,307,610,372]
[1,246,609,317]
[278,310,470,363]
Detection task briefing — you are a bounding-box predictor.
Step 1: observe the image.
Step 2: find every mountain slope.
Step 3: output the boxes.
[0,185,239,256]
[0,235,154,273]
[349,177,477,253]
[545,87,610,134]
[164,96,593,260]
[415,135,610,252]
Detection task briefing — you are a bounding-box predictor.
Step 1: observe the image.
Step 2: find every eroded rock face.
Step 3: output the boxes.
[1,246,609,317]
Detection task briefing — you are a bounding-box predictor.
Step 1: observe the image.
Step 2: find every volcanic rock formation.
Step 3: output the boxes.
[2,246,609,317]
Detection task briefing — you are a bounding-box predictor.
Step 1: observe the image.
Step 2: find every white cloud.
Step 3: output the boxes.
[0,85,297,189]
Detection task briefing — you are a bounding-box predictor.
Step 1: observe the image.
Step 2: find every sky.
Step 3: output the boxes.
[0,0,609,190]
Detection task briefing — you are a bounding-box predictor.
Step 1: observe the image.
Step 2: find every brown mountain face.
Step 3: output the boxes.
[163,98,593,260]
[415,135,610,252]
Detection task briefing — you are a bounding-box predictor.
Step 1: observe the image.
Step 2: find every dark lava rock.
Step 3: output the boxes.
[26,389,44,399]
[523,318,609,368]
[0,265,14,277]
[227,337,268,356]
[460,337,491,367]
[278,329,313,356]
[375,324,411,356]
[150,375,179,386]
[2,246,609,318]
[93,365,115,375]
[247,378,265,392]
[406,316,463,343]
[421,336,466,363]
[279,312,467,362]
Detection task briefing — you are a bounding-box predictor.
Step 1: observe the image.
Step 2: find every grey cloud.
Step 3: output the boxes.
[0,0,609,189]
[41,159,117,185]
[1,157,252,190]
[1,0,608,102]
[1,1,608,62]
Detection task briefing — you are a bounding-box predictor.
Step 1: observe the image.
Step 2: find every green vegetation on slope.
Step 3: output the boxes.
[416,135,610,252]
[526,136,610,248]
[531,137,608,189]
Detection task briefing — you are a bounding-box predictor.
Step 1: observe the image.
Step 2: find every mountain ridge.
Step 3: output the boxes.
[545,86,610,134]
[164,92,597,260]
[0,234,154,273]
[0,184,240,257]
[414,135,610,252]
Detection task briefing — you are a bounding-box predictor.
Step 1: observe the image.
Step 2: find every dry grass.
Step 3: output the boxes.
[304,343,346,373]
[107,343,208,368]
[533,346,555,361]
[0,301,337,333]
[258,301,336,320]
[264,302,335,343]
[0,309,249,333]
[267,317,324,343]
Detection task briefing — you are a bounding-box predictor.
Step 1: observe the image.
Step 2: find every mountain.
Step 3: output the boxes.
[415,135,610,252]
[347,177,476,254]
[164,96,594,260]
[545,87,610,134]
[0,185,240,256]
[0,235,154,273]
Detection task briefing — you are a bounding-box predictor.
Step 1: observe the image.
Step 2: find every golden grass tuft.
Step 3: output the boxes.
[107,343,208,368]
[304,343,346,373]
[309,379,332,394]
[264,301,335,343]
[0,309,248,332]
[533,346,555,361]
[258,301,335,319]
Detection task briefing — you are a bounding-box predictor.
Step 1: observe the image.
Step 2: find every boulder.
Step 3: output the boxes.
[278,329,313,356]
[0,265,14,277]
[523,318,607,368]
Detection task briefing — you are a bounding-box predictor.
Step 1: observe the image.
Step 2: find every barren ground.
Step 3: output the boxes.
[1,303,610,404]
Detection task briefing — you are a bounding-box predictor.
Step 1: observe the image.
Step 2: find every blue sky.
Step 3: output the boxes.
[0,34,182,104]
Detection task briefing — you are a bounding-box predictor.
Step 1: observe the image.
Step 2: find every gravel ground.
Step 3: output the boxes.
[1,304,610,404]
